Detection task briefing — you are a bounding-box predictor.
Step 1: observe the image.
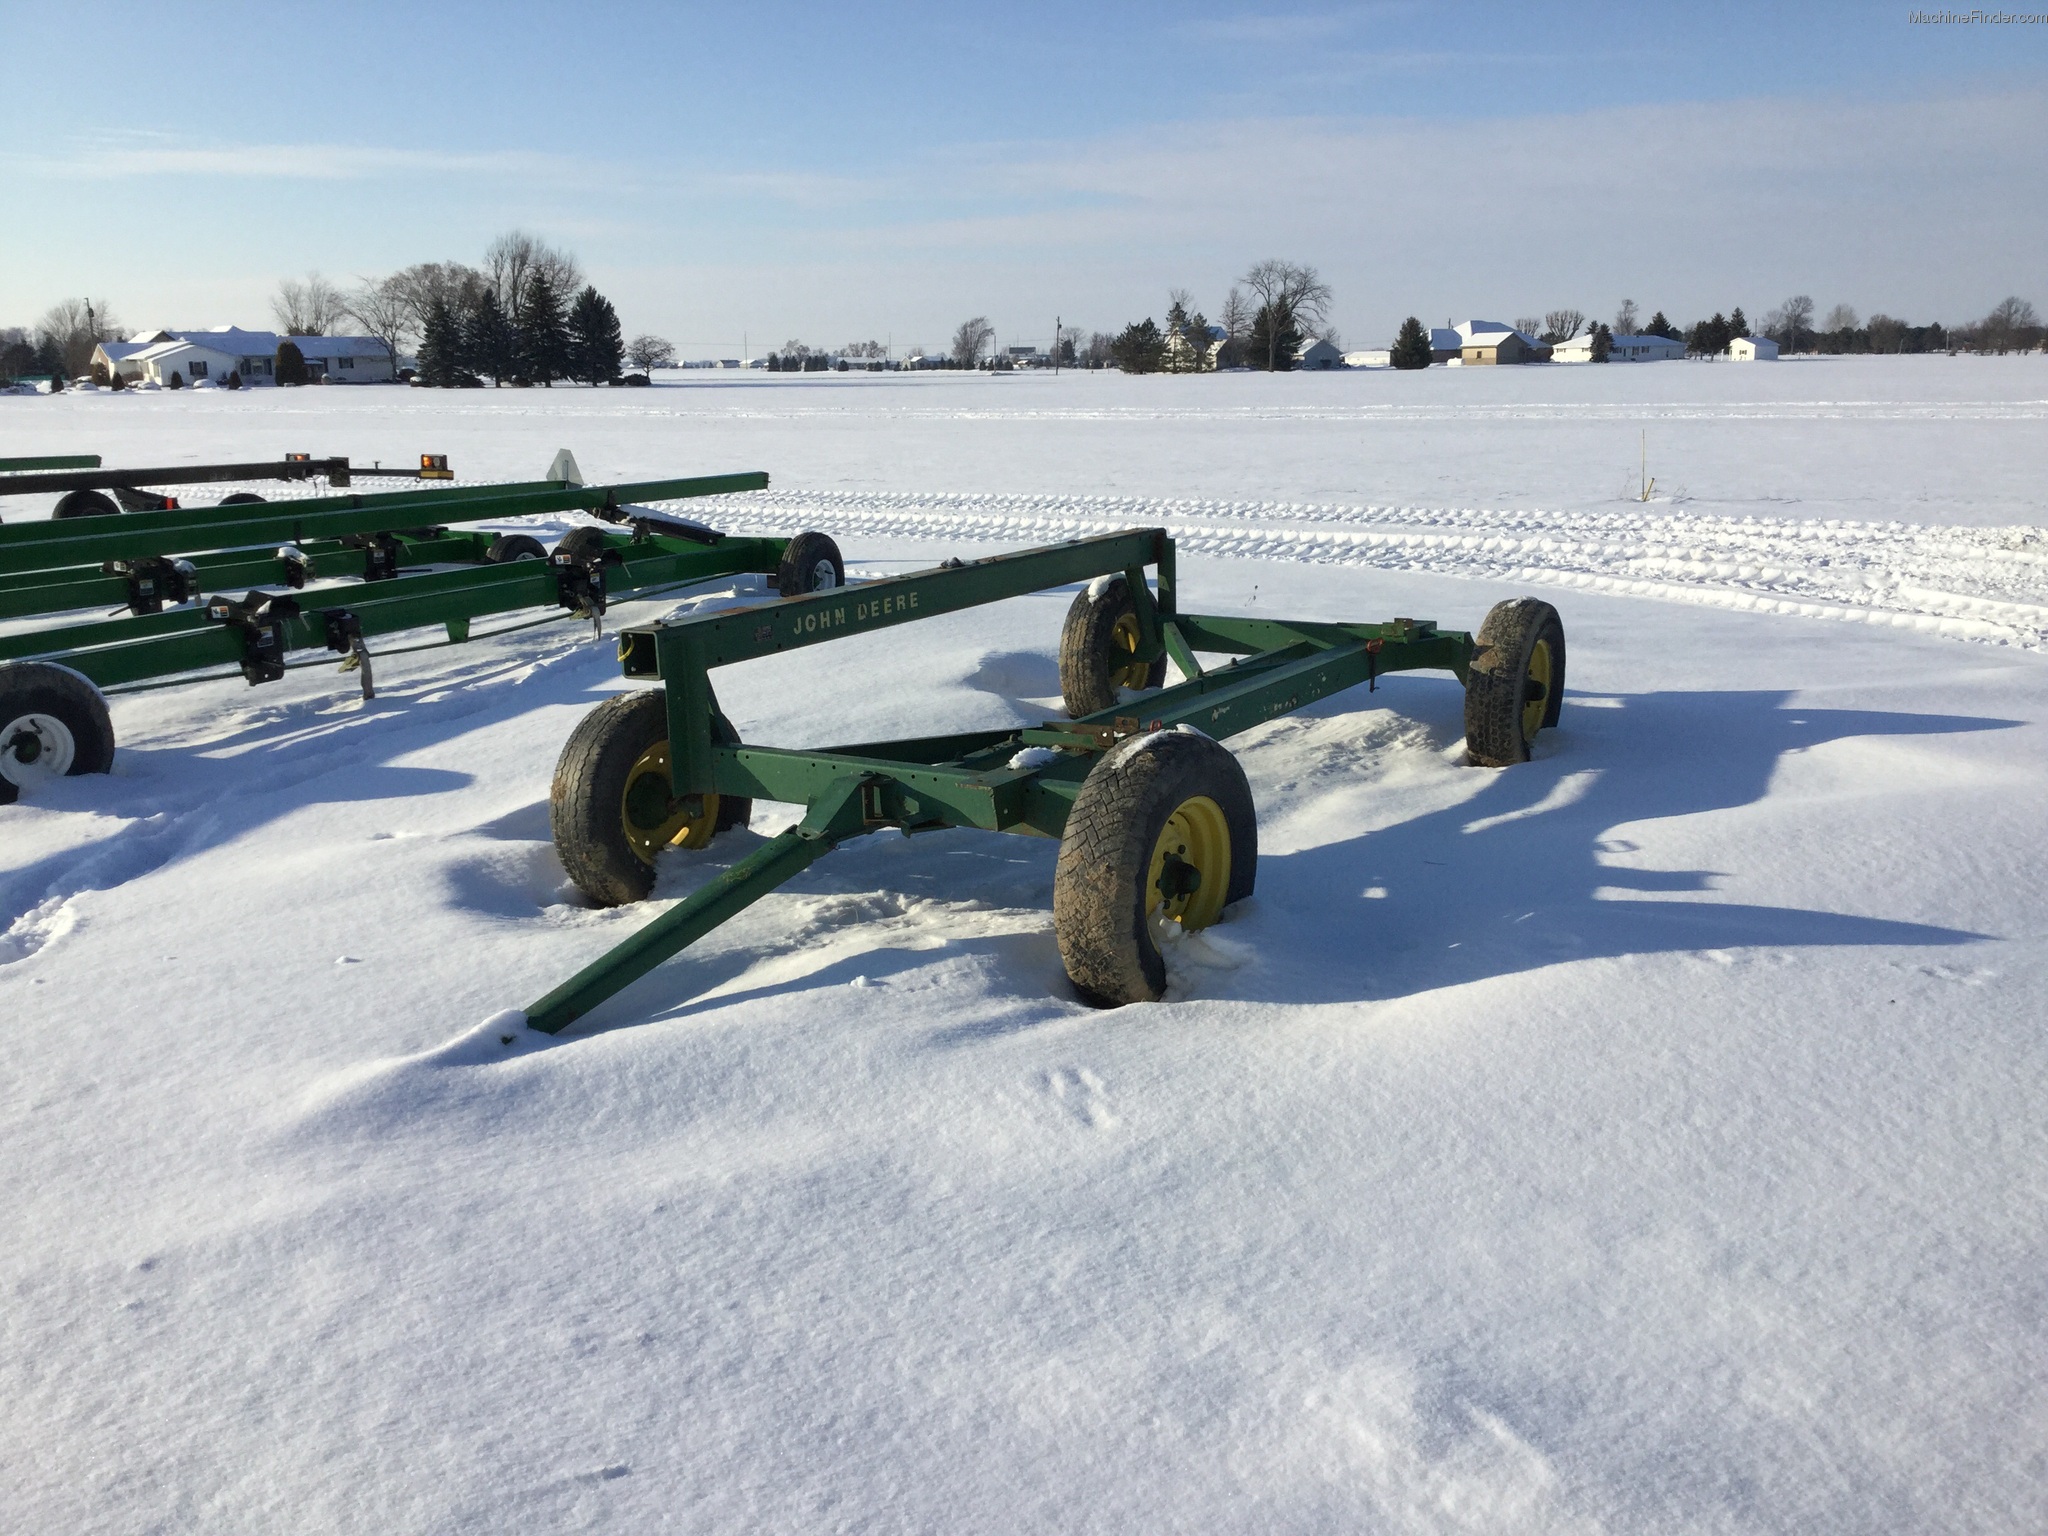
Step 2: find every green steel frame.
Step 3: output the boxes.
[1,528,793,689]
[0,470,767,578]
[1,469,783,693]
[525,528,1476,1032]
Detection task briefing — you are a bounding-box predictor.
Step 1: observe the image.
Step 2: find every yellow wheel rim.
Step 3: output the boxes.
[1110,611,1153,690]
[620,740,720,865]
[1146,794,1231,931]
[1521,638,1553,744]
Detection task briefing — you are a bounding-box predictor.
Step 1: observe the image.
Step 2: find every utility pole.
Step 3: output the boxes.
[1054,316,1060,375]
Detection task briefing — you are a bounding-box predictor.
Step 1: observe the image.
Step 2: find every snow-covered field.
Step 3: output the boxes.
[4,360,2046,1532]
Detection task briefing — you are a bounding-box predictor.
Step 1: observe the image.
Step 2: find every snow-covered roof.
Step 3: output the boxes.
[1461,329,1540,350]
[290,336,388,359]
[1454,319,1517,341]
[95,341,147,361]
[129,338,236,364]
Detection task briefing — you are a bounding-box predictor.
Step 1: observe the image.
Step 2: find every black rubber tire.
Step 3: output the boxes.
[550,689,750,906]
[1058,575,1168,718]
[0,662,117,805]
[1464,598,1567,767]
[486,533,548,563]
[776,530,845,596]
[1053,729,1257,1006]
[552,526,612,563]
[52,489,119,519]
[218,492,266,506]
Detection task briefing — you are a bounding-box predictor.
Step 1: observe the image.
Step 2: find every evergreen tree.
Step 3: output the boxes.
[516,269,570,385]
[1645,310,1678,339]
[1728,306,1749,338]
[417,298,459,386]
[464,290,516,385]
[1108,318,1167,374]
[1390,316,1434,370]
[566,286,625,384]
[1589,323,1613,363]
[275,340,307,386]
[1246,300,1301,370]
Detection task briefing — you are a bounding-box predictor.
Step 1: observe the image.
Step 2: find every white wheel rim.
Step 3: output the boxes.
[1,712,77,790]
[810,558,839,591]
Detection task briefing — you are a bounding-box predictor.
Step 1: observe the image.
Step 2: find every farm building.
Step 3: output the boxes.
[1343,349,1391,368]
[1728,335,1780,361]
[1295,337,1343,370]
[1455,320,1550,365]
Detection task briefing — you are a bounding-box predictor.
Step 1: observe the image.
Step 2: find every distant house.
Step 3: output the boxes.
[1430,327,1461,364]
[1454,320,1550,365]
[1343,349,1390,368]
[291,334,395,382]
[1727,335,1779,361]
[1295,337,1343,370]
[1164,323,1225,371]
[91,340,149,380]
[1551,331,1685,363]
[103,326,395,386]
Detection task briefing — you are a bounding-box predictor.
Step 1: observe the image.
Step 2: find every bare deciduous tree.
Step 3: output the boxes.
[483,231,583,313]
[841,340,888,359]
[1978,295,2041,354]
[36,297,122,376]
[1613,298,1639,335]
[1238,260,1332,371]
[1867,314,1907,353]
[1514,317,1542,340]
[626,335,676,373]
[1762,294,1816,352]
[1217,286,1251,369]
[272,273,348,336]
[384,261,488,334]
[345,276,413,370]
[1541,309,1586,343]
[1823,303,1859,333]
[951,316,994,368]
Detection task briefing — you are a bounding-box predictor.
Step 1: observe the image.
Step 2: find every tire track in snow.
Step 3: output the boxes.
[664,489,2048,649]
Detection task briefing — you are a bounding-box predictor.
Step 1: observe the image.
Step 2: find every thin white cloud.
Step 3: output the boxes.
[5,134,592,185]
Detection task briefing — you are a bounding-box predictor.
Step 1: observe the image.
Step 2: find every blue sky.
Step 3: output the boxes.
[2,1,2043,353]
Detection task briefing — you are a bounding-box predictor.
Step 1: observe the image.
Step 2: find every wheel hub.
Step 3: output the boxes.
[1110,611,1152,691]
[619,740,719,864]
[810,558,840,591]
[1521,638,1553,743]
[0,712,77,790]
[1147,794,1229,930]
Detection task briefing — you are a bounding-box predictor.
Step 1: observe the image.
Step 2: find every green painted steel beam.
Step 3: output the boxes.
[0,470,770,575]
[0,531,500,621]
[0,455,101,473]
[631,528,1170,795]
[524,778,870,1034]
[15,533,790,690]
[0,457,354,496]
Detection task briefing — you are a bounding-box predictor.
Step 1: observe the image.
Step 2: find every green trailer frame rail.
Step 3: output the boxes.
[0,472,787,688]
[522,527,1562,1032]
[0,452,446,500]
[0,470,767,580]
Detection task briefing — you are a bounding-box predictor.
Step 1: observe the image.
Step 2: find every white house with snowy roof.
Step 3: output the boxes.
[92,327,396,386]
[1550,331,1686,363]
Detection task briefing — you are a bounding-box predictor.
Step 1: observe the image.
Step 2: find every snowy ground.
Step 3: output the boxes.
[4,360,2046,1532]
